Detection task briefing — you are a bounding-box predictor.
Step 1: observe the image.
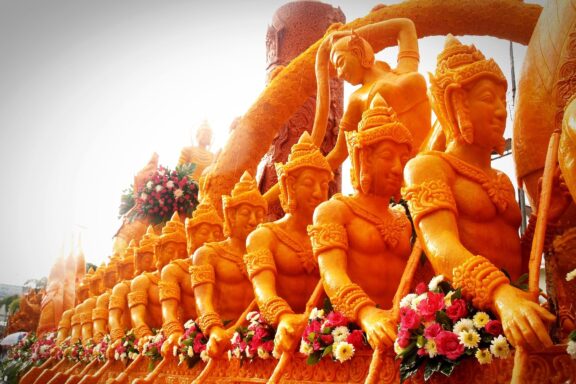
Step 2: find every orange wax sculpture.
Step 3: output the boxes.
[309,94,413,349]
[191,171,267,358]
[403,35,555,351]
[91,256,119,343]
[246,131,333,355]
[178,120,215,182]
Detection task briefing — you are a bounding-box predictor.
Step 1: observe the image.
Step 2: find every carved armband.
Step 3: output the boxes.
[127,291,148,309]
[244,249,277,280]
[307,223,348,258]
[452,255,510,310]
[159,281,181,303]
[402,180,457,227]
[163,320,184,338]
[110,328,125,342]
[133,324,152,340]
[109,294,126,311]
[79,312,92,325]
[71,314,81,326]
[197,311,223,335]
[190,264,216,288]
[397,49,420,62]
[259,297,294,327]
[92,307,108,321]
[331,283,375,322]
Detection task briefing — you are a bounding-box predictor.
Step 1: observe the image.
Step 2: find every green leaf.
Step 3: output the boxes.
[323,297,333,314]
[306,351,322,365]
[424,359,441,381]
[308,333,316,343]
[438,281,452,294]
[440,361,455,376]
[322,345,333,358]
[176,163,197,179]
[569,330,576,341]
[435,311,451,328]
[452,288,462,300]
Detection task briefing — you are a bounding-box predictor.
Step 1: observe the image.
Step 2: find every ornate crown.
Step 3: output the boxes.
[137,225,158,254]
[158,211,187,246]
[185,197,223,230]
[120,240,136,266]
[222,171,267,211]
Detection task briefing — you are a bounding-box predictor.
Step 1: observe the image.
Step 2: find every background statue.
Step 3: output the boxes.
[178,120,215,182]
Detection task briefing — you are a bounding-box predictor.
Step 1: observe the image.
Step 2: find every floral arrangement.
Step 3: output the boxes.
[174,319,209,367]
[89,335,110,363]
[114,329,139,364]
[52,336,71,360]
[299,304,369,365]
[124,164,199,225]
[7,332,36,361]
[1,332,37,384]
[141,330,166,371]
[567,330,576,360]
[395,275,512,382]
[64,339,85,362]
[229,311,275,362]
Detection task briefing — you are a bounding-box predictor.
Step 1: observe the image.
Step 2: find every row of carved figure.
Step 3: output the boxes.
[23,18,576,384]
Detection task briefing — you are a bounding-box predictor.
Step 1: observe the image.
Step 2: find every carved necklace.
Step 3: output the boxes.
[334,194,408,249]
[207,242,247,278]
[433,151,514,213]
[260,223,317,274]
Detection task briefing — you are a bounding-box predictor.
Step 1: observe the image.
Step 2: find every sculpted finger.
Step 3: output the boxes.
[532,303,556,323]
[503,320,520,348]
[516,317,541,350]
[526,310,553,349]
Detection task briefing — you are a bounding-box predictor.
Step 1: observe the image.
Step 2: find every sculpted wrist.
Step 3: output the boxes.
[452,255,510,310]
[259,297,294,327]
[331,283,375,322]
[244,249,277,280]
[71,314,81,327]
[133,324,152,340]
[110,328,125,342]
[79,312,92,325]
[159,281,181,303]
[163,320,184,338]
[92,308,108,321]
[308,223,349,257]
[197,311,224,335]
[402,180,457,227]
[190,264,216,288]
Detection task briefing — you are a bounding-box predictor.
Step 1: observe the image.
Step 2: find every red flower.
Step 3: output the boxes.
[346,330,365,349]
[435,331,464,360]
[399,307,420,330]
[424,323,442,339]
[320,334,334,345]
[397,329,411,348]
[303,320,321,339]
[485,320,503,336]
[325,311,347,328]
[416,292,445,321]
[415,282,427,295]
[446,299,468,321]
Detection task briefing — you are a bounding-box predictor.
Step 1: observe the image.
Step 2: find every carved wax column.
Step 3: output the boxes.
[246,132,333,355]
[159,199,224,353]
[191,172,266,358]
[258,0,345,221]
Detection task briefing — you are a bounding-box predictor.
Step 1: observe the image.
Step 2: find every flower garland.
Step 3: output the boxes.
[299,305,369,365]
[567,330,576,360]
[141,330,166,371]
[114,329,139,364]
[29,331,57,364]
[91,335,110,363]
[230,311,275,362]
[174,319,209,367]
[52,336,71,360]
[64,339,85,363]
[395,275,512,382]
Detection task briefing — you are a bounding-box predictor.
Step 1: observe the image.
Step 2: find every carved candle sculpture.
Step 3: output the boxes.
[178,120,215,182]
[91,257,119,343]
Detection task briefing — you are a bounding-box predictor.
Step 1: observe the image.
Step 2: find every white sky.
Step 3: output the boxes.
[0,0,543,286]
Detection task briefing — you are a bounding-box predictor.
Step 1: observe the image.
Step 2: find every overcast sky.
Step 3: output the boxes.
[0,0,542,286]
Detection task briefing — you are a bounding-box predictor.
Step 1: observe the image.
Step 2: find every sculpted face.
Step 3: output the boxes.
[119,262,134,280]
[228,203,266,240]
[190,223,223,253]
[138,251,155,273]
[196,129,212,147]
[156,241,187,269]
[104,270,117,289]
[331,48,364,86]
[287,168,331,215]
[463,77,507,151]
[364,140,410,198]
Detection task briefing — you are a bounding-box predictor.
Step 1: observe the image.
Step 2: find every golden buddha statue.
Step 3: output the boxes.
[91,257,120,343]
[403,35,557,351]
[129,212,186,341]
[191,171,267,358]
[160,199,224,356]
[245,132,332,355]
[178,120,215,182]
[311,18,430,168]
[309,94,413,349]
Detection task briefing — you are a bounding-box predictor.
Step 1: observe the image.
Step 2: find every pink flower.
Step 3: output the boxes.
[415,282,427,295]
[485,320,503,336]
[325,311,347,327]
[262,340,274,352]
[416,292,445,321]
[320,334,334,345]
[397,329,411,348]
[346,330,365,349]
[446,299,468,321]
[400,307,421,330]
[417,348,427,356]
[253,327,268,341]
[424,323,442,339]
[313,341,321,351]
[303,320,321,339]
[435,331,464,360]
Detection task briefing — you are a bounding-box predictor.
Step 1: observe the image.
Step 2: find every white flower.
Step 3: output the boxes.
[173,346,178,357]
[394,340,406,355]
[453,318,475,334]
[114,351,120,360]
[567,268,576,282]
[444,291,455,306]
[123,341,129,347]
[246,311,260,322]
[174,189,184,198]
[153,334,163,343]
[473,312,490,329]
[428,275,444,291]
[332,326,350,343]
[399,293,418,309]
[424,339,438,358]
[146,181,153,189]
[458,329,480,349]
[244,345,253,359]
[121,352,127,361]
[257,347,271,360]
[178,353,186,364]
[158,169,165,176]
[490,335,511,358]
[475,348,492,365]
[411,293,428,310]
[166,180,174,189]
[233,347,241,358]
[567,340,576,359]
[272,349,280,359]
[333,341,354,363]
[227,350,233,360]
[155,185,164,192]
[40,345,49,354]
[309,308,324,320]
[200,350,209,362]
[184,319,196,329]
[187,346,194,357]
[231,332,241,345]
[299,341,313,356]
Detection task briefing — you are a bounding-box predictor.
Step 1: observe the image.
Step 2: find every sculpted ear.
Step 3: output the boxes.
[450,87,474,145]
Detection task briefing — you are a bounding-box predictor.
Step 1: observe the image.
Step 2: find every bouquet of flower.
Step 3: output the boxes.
[127,164,199,225]
[52,336,71,360]
[395,275,512,382]
[64,339,85,362]
[174,319,209,367]
[91,335,110,363]
[299,305,369,365]
[141,330,166,371]
[8,332,36,361]
[114,329,139,364]
[229,311,275,362]
[29,331,57,364]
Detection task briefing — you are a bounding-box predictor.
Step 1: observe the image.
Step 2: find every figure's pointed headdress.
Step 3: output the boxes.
[158,211,186,246]
[185,197,223,230]
[222,171,267,236]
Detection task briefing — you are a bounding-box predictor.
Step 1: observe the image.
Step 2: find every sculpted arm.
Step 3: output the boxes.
[159,264,184,338]
[92,293,110,343]
[108,283,130,342]
[81,298,97,343]
[129,275,152,339]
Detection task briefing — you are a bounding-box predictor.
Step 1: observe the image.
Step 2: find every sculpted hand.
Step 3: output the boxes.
[273,313,307,357]
[493,284,555,350]
[161,333,181,358]
[358,306,397,349]
[206,326,231,359]
[107,339,121,359]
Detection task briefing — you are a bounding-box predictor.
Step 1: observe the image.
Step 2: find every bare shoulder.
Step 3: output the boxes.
[404,153,453,185]
[160,262,181,281]
[313,196,350,226]
[131,274,150,291]
[246,225,275,252]
[112,281,130,297]
[192,243,217,266]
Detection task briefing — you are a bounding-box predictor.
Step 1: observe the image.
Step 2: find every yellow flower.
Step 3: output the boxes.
[475,348,492,365]
[458,330,480,349]
[473,312,490,329]
[299,341,313,356]
[333,341,355,363]
[453,318,474,334]
[490,335,511,358]
[424,339,438,358]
